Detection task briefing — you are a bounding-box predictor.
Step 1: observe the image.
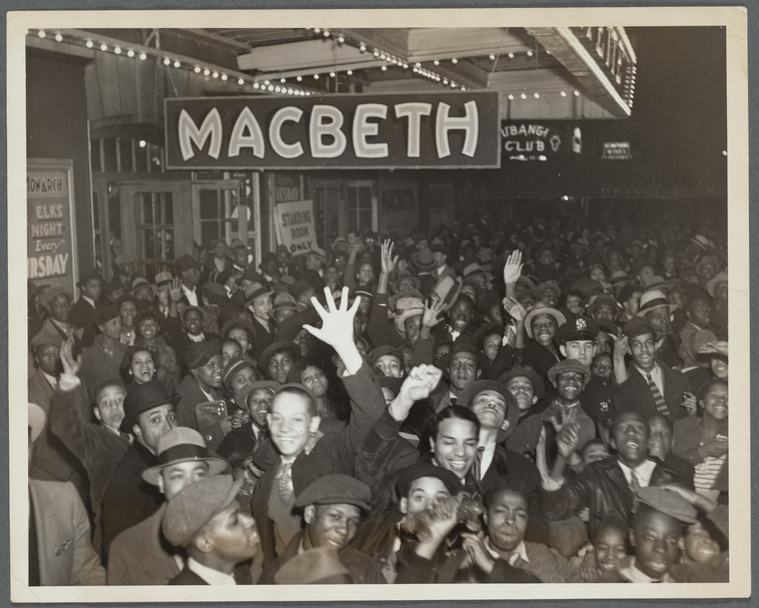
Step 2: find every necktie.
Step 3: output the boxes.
[472,446,485,481]
[629,468,641,512]
[646,373,670,418]
[278,462,294,501]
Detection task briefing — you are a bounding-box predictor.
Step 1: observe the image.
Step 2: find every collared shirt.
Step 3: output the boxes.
[82,295,96,308]
[617,458,658,488]
[635,362,664,395]
[485,538,530,566]
[618,558,674,583]
[479,442,496,480]
[450,328,461,341]
[41,371,58,390]
[188,332,206,343]
[186,557,236,585]
[181,284,199,307]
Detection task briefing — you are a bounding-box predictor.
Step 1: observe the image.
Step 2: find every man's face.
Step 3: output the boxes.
[702,382,728,420]
[200,503,260,563]
[268,393,319,456]
[565,295,583,313]
[305,503,362,552]
[505,376,537,412]
[485,305,504,327]
[182,267,201,286]
[272,307,295,326]
[324,265,340,284]
[183,310,204,335]
[300,365,329,398]
[482,332,501,362]
[591,354,612,379]
[250,295,273,320]
[714,281,728,303]
[629,333,656,371]
[133,285,154,302]
[403,315,422,347]
[611,412,649,467]
[486,491,529,553]
[561,340,596,368]
[698,261,717,281]
[214,240,227,259]
[138,318,159,341]
[448,352,480,391]
[119,301,138,328]
[35,344,61,376]
[396,277,417,294]
[593,304,617,323]
[687,298,712,328]
[623,291,642,315]
[554,371,585,403]
[95,385,126,431]
[158,461,210,501]
[47,293,72,323]
[433,343,452,367]
[374,355,403,379]
[531,314,557,347]
[540,288,559,309]
[448,300,474,332]
[305,253,323,271]
[582,443,609,465]
[82,279,102,301]
[231,249,248,268]
[267,351,294,384]
[222,342,243,366]
[594,332,613,356]
[248,388,274,428]
[346,232,361,247]
[648,416,673,458]
[193,354,223,390]
[683,522,721,563]
[430,417,478,479]
[470,390,508,431]
[357,264,374,284]
[538,250,555,266]
[100,316,122,340]
[595,527,628,573]
[400,477,453,515]
[644,308,671,339]
[631,510,683,580]
[134,404,177,452]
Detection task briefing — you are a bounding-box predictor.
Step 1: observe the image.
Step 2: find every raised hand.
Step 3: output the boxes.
[169,277,183,303]
[699,435,728,459]
[303,287,362,374]
[400,365,443,402]
[697,341,728,357]
[380,239,399,275]
[462,532,495,575]
[552,409,581,459]
[681,391,698,417]
[422,298,446,328]
[60,337,82,376]
[613,334,629,361]
[503,296,526,322]
[502,250,523,285]
[231,408,250,429]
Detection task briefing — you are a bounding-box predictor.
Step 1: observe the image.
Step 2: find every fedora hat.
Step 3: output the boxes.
[637,290,677,317]
[524,305,567,339]
[459,379,520,442]
[121,380,181,433]
[142,427,228,485]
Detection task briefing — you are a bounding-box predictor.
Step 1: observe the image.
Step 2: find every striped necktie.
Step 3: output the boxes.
[646,372,670,418]
[472,446,485,481]
[278,462,294,501]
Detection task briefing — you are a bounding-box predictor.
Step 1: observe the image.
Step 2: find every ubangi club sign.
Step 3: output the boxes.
[165,91,500,170]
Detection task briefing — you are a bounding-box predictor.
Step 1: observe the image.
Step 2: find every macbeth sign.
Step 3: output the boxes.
[165,92,500,170]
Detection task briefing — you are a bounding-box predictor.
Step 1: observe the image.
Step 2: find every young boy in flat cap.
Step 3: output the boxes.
[542,360,597,455]
[107,427,227,585]
[258,474,384,584]
[163,475,261,585]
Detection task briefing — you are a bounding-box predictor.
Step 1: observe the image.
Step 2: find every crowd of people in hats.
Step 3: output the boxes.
[26,206,729,586]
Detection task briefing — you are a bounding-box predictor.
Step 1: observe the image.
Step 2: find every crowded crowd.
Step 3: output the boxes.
[27,204,729,586]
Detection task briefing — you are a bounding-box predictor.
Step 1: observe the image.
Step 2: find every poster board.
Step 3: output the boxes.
[274,199,318,256]
[26,158,78,296]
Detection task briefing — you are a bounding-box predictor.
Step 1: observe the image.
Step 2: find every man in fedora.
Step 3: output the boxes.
[100,380,179,556]
[175,254,205,308]
[163,476,261,585]
[637,289,681,369]
[107,427,227,585]
[430,336,487,412]
[258,475,384,584]
[245,282,275,359]
[70,271,104,347]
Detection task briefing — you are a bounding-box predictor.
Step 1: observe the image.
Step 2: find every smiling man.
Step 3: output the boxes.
[540,410,688,540]
[258,475,384,584]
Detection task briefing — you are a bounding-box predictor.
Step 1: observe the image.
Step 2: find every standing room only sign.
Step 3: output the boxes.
[164,91,500,170]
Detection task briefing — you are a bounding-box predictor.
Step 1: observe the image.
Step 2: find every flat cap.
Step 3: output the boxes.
[185,338,222,370]
[623,317,657,340]
[547,359,592,386]
[396,463,462,498]
[635,486,699,524]
[294,474,372,511]
[162,475,242,547]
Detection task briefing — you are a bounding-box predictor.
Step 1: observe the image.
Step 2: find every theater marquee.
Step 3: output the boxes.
[165,92,500,170]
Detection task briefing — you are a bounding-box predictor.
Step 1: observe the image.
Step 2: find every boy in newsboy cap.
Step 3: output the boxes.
[163,475,260,585]
[258,474,384,584]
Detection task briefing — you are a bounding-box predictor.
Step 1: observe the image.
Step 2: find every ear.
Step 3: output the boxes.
[93,408,102,422]
[156,474,165,495]
[482,510,489,526]
[132,424,142,439]
[609,435,617,451]
[559,345,567,358]
[429,437,436,453]
[532,396,539,406]
[476,368,482,380]
[303,505,315,525]
[308,416,321,434]
[551,378,558,389]
[629,529,636,548]
[399,497,408,515]
[193,532,214,554]
[500,419,511,433]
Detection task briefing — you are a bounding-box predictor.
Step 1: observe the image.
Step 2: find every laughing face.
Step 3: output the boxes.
[630,509,683,580]
[553,371,585,403]
[701,382,728,421]
[267,392,320,457]
[531,314,557,347]
[430,417,478,479]
[304,503,362,552]
[683,522,721,563]
[611,412,649,468]
[629,333,656,372]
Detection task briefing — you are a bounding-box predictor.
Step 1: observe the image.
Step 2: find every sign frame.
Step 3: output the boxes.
[27,158,79,297]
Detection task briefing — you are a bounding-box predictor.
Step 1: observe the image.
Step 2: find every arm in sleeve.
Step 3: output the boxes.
[67,484,106,585]
[335,362,387,459]
[49,375,99,468]
[539,470,593,521]
[409,335,434,368]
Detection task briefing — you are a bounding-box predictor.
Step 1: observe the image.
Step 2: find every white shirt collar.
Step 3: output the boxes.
[617,458,657,487]
[82,295,96,307]
[186,557,236,585]
[485,538,530,565]
[41,370,58,388]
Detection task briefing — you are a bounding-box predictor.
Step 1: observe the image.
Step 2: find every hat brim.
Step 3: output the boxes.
[142,455,228,485]
[121,392,182,434]
[458,380,520,441]
[524,308,567,339]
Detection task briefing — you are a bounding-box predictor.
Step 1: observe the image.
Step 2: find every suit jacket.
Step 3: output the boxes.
[100,442,162,558]
[168,565,209,585]
[69,297,100,347]
[612,361,691,422]
[672,416,728,493]
[29,479,105,586]
[107,504,180,585]
[78,335,128,404]
[175,375,229,452]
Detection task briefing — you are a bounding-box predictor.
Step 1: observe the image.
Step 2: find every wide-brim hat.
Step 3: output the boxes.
[641,275,674,294]
[121,380,181,433]
[115,293,139,313]
[459,379,520,442]
[185,338,222,370]
[259,341,300,368]
[686,329,719,368]
[435,276,464,312]
[77,271,102,288]
[368,344,404,367]
[524,305,567,339]
[39,285,72,308]
[155,271,174,288]
[635,486,698,524]
[142,427,228,485]
[623,317,657,341]
[307,247,328,261]
[267,300,306,320]
[637,290,677,317]
[394,301,425,334]
[585,294,623,320]
[690,234,716,253]
[245,282,274,305]
[391,274,422,294]
[497,367,545,399]
[410,247,437,272]
[174,254,199,274]
[389,290,424,312]
[706,271,728,298]
[695,254,720,275]
[438,336,489,379]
